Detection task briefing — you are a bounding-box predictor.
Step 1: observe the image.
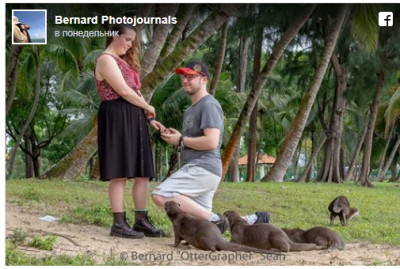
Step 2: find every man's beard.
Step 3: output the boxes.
[184,83,202,96]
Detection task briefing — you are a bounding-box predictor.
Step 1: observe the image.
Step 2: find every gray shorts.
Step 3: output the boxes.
[151,163,220,211]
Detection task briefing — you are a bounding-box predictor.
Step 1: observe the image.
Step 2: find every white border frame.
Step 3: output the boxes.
[11,9,47,45]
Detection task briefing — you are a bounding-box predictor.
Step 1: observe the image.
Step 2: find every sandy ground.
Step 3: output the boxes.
[5,202,400,266]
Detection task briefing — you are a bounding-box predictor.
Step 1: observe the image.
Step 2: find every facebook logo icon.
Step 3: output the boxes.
[379,12,393,26]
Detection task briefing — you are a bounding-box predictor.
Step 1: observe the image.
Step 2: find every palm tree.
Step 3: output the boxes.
[6,45,23,115]
[43,125,98,179]
[262,4,350,182]
[357,24,400,186]
[140,4,180,79]
[246,15,263,182]
[345,122,368,181]
[41,70,101,179]
[376,87,400,181]
[140,4,242,100]
[7,46,42,179]
[221,4,317,181]
[209,21,229,95]
[157,4,197,63]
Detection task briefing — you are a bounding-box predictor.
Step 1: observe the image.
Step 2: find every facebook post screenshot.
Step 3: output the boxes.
[4,1,400,266]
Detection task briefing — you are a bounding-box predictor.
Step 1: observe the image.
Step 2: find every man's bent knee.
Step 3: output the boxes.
[152,194,166,207]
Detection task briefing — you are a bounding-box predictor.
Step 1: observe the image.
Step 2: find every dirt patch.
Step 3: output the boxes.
[6,202,400,266]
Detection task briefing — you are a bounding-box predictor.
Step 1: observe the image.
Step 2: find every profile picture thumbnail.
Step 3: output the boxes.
[12,10,47,45]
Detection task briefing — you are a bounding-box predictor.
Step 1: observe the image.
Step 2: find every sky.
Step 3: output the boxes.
[13,10,46,40]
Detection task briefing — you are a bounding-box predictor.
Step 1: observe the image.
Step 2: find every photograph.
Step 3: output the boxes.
[4,2,400,266]
[12,9,47,44]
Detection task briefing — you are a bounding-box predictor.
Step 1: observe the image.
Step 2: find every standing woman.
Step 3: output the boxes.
[95,24,165,239]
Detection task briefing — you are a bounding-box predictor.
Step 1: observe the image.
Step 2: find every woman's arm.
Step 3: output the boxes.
[96,55,155,115]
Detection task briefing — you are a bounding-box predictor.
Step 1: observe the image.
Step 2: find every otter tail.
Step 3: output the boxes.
[217,241,278,255]
[288,242,317,251]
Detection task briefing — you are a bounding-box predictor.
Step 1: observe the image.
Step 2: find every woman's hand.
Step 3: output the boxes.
[150,120,166,132]
[145,105,156,118]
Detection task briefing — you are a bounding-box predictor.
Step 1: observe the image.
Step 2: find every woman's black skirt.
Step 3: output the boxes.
[97,98,154,181]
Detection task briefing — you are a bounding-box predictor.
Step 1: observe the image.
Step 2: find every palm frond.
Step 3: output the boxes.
[17,53,35,102]
[76,71,99,99]
[46,39,80,78]
[159,89,190,130]
[59,109,97,142]
[55,71,76,96]
[351,4,380,54]
[41,61,58,78]
[84,49,104,68]
[61,89,95,107]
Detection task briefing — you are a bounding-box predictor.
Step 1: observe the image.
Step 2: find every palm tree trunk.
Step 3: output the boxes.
[7,47,41,180]
[6,45,22,116]
[141,4,242,101]
[158,5,197,63]
[293,139,302,181]
[42,125,98,180]
[261,4,349,182]
[389,162,397,182]
[345,122,368,181]
[209,21,229,96]
[391,164,400,182]
[247,102,258,182]
[140,4,180,79]
[306,130,316,181]
[25,133,34,178]
[376,124,395,178]
[298,135,327,182]
[256,111,266,167]
[90,156,100,180]
[358,71,385,188]
[245,21,263,183]
[319,53,348,183]
[228,143,240,182]
[237,36,250,93]
[376,135,400,181]
[221,4,317,181]
[31,138,41,178]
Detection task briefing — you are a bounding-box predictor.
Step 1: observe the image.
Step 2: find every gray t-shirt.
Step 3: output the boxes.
[182,95,224,176]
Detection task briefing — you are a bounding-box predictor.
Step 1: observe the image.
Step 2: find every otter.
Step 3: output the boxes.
[328,196,359,226]
[282,227,344,250]
[224,211,317,252]
[164,201,273,253]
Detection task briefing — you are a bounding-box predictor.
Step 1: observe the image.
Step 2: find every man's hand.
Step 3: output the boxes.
[161,128,181,146]
[150,120,166,132]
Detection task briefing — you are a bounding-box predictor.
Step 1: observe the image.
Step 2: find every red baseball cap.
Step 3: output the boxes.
[175,59,210,79]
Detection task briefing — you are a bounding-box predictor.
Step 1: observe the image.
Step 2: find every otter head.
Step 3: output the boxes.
[164,201,181,217]
[340,207,359,226]
[347,207,359,221]
[282,228,304,237]
[223,210,247,227]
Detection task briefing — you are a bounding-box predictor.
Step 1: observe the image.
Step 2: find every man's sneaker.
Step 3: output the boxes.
[255,211,271,224]
[211,213,229,234]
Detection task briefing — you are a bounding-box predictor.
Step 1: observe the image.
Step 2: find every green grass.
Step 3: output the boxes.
[28,235,57,251]
[6,179,400,246]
